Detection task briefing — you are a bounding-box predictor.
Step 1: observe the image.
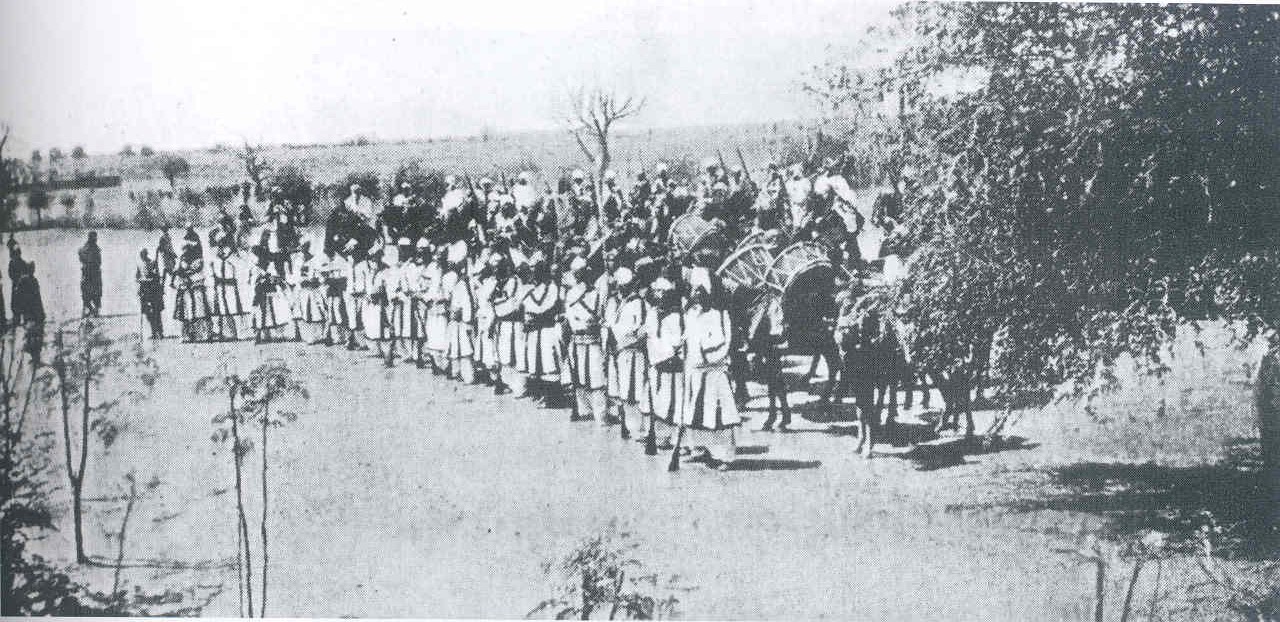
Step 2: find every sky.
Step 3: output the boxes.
[0,0,900,155]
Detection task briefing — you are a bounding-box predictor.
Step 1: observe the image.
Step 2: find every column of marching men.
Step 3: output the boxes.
[137,156,885,468]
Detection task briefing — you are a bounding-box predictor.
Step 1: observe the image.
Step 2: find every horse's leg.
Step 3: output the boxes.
[885,374,899,425]
[730,347,749,408]
[851,361,875,456]
[817,340,841,405]
[933,374,954,433]
[962,376,976,437]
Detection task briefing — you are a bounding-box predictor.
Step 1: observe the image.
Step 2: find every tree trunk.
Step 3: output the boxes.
[595,136,610,221]
[260,402,270,618]
[75,361,91,563]
[71,478,85,563]
[230,390,253,617]
[1252,341,1280,512]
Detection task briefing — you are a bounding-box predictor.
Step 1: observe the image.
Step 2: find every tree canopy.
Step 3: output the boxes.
[812,4,1280,402]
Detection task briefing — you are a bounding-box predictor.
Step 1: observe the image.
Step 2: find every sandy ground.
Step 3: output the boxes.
[14,229,1266,620]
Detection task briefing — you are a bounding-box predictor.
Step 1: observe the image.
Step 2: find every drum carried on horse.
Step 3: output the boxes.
[668,213,726,260]
[716,243,775,295]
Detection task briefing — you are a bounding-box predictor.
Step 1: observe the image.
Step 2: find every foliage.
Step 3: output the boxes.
[129,190,165,230]
[58,193,76,220]
[197,359,306,618]
[42,320,160,562]
[810,4,1280,407]
[118,145,134,157]
[206,184,240,210]
[158,154,191,189]
[270,165,313,207]
[1187,519,1280,621]
[392,161,449,205]
[529,522,692,620]
[138,146,154,157]
[337,171,382,202]
[70,146,86,160]
[2,325,210,616]
[177,188,207,226]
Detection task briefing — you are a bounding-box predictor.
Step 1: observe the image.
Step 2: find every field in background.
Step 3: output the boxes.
[13,121,817,226]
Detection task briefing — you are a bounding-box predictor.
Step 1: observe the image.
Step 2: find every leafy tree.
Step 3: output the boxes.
[205,185,239,212]
[199,361,306,618]
[158,154,190,190]
[138,146,154,157]
[5,332,216,616]
[809,5,1280,454]
[42,321,159,563]
[118,145,134,157]
[338,171,382,203]
[70,146,86,160]
[197,373,255,617]
[27,188,49,227]
[239,361,305,618]
[392,161,448,204]
[59,194,76,222]
[269,165,313,214]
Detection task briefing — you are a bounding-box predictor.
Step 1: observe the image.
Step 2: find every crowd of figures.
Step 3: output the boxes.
[133,154,928,463]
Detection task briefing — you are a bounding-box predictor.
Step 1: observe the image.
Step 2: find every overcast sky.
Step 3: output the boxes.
[0,0,899,155]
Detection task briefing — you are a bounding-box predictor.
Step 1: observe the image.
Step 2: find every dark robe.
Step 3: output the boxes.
[79,241,103,312]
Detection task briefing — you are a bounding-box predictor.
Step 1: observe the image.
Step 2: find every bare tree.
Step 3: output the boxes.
[0,123,10,199]
[563,85,645,213]
[238,142,271,201]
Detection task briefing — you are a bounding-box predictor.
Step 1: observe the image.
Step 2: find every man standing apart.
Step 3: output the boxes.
[79,231,103,317]
[136,249,165,339]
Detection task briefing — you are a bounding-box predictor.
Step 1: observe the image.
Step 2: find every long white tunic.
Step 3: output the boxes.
[610,295,649,405]
[646,311,684,422]
[565,283,604,390]
[681,306,740,429]
[521,281,561,378]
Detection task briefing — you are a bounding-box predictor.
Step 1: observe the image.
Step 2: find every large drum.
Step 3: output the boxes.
[716,244,775,294]
[767,242,838,305]
[769,242,842,348]
[668,213,721,257]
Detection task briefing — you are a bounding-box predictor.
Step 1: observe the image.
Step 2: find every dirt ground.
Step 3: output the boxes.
[14,229,1271,620]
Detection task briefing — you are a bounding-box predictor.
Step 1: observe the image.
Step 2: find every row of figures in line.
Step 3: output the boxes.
[138,231,763,468]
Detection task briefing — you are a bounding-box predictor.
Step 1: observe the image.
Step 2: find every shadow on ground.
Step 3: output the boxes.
[720,458,822,471]
[890,435,1041,471]
[992,438,1279,557]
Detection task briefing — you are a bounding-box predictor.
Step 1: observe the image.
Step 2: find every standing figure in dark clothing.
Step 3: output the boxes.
[79,231,103,317]
[237,203,255,247]
[136,248,165,338]
[156,227,177,285]
[15,260,44,365]
[9,246,25,325]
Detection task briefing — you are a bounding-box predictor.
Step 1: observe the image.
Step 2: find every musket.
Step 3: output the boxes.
[736,147,754,186]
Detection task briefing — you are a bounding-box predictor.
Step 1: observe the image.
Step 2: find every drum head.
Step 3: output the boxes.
[716,244,774,292]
